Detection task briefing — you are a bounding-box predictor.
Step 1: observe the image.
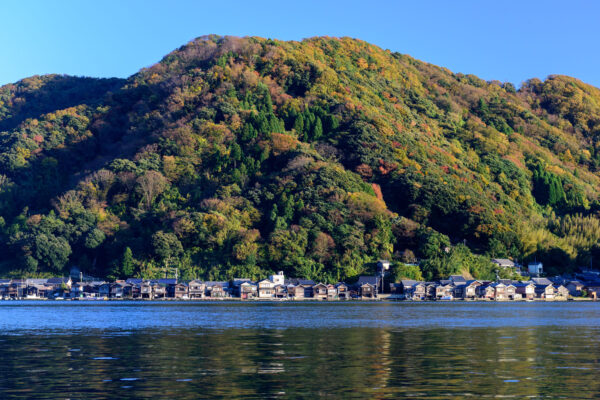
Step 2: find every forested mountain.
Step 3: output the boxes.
[1,35,600,281]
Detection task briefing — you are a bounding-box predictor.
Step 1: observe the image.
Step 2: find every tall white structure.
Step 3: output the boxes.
[270,271,285,285]
[377,260,391,271]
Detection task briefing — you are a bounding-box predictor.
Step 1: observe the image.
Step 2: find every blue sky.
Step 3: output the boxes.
[0,0,598,87]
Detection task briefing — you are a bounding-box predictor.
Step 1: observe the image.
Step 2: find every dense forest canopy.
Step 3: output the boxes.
[1,35,600,281]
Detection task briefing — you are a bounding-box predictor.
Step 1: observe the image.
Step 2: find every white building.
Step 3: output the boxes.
[528,262,543,276]
[258,279,276,298]
[270,271,285,285]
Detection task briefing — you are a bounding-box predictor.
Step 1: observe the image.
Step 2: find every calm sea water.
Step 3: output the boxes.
[1,301,599,398]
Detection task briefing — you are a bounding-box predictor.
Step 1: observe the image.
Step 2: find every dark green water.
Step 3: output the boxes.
[1,301,599,398]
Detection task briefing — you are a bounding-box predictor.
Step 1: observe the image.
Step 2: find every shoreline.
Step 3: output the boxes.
[1,297,590,302]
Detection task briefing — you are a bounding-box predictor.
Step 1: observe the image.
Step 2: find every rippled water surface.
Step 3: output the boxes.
[1,301,599,398]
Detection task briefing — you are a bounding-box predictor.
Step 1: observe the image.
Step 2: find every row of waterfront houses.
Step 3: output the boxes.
[2,270,599,301]
[392,275,593,300]
[0,272,383,301]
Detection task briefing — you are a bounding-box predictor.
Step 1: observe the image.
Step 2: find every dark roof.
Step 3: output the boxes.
[232,278,252,286]
[532,277,553,286]
[47,277,70,284]
[29,283,50,289]
[585,281,600,287]
[513,282,534,287]
[204,281,229,287]
[449,275,467,284]
[439,279,452,285]
[577,273,600,282]
[126,278,143,285]
[285,278,315,286]
[158,279,177,285]
[553,284,567,289]
[357,276,378,286]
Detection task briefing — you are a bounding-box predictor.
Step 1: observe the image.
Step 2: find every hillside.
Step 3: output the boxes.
[1,35,600,281]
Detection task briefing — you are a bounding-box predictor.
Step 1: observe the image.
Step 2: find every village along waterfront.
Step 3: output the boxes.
[2,260,597,301]
[1,301,600,398]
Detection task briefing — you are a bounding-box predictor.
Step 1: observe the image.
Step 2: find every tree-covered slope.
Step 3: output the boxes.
[1,35,600,281]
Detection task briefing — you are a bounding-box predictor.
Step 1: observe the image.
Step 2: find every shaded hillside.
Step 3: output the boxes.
[1,35,600,281]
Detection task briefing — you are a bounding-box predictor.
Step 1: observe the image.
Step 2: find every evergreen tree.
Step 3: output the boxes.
[312,117,323,140]
[231,142,242,167]
[294,114,304,135]
[121,247,134,277]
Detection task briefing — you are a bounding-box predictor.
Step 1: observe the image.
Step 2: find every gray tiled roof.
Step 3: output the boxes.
[449,275,467,284]
[532,277,553,286]
[204,281,229,287]
[492,258,516,267]
[47,277,70,284]
[400,279,417,287]
[357,276,378,286]
[286,279,315,286]
[26,279,49,285]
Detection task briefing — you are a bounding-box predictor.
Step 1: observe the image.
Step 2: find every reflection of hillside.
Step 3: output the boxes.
[1,325,600,397]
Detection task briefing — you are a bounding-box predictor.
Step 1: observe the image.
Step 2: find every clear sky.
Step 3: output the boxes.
[0,0,598,87]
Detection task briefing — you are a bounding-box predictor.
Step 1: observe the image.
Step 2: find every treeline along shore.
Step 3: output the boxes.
[2,267,599,301]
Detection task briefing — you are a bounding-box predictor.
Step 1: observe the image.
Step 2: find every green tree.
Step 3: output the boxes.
[312,117,323,140]
[393,263,423,281]
[230,142,242,167]
[294,114,304,135]
[84,228,105,249]
[152,231,183,267]
[31,233,72,273]
[121,247,134,277]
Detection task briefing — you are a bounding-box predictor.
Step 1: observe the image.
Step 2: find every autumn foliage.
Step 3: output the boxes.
[1,35,600,280]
